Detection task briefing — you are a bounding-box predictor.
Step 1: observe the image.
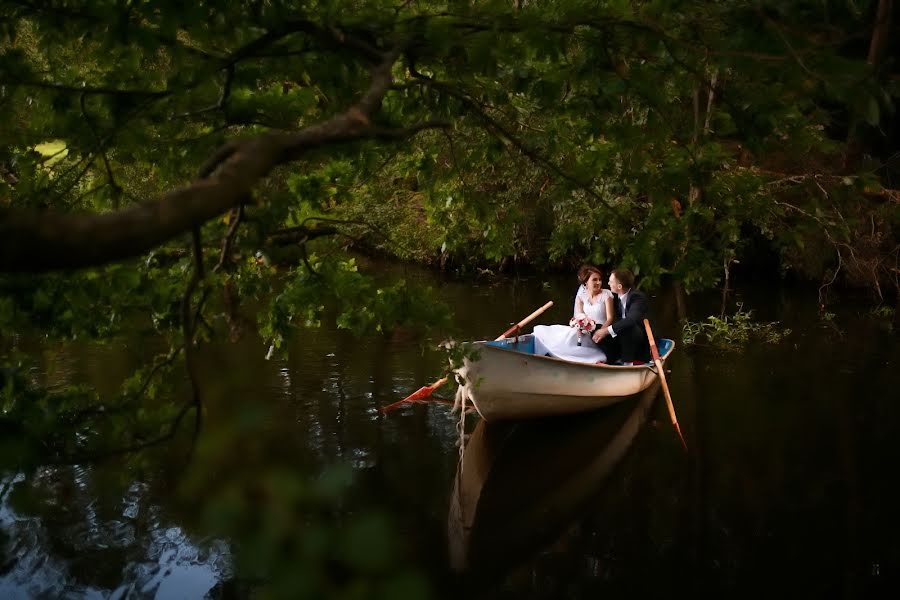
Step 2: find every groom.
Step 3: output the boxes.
[591,268,653,364]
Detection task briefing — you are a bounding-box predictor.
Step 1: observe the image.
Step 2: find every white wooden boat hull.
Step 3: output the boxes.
[459,334,674,422]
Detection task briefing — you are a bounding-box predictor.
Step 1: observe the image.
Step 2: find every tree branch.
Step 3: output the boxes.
[421,78,613,207]
[215,204,246,272]
[5,78,170,98]
[80,93,122,208]
[0,52,445,273]
[266,223,339,246]
[181,226,205,443]
[174,64,235,119]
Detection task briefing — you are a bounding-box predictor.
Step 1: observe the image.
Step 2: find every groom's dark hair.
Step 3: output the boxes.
[612,268,635,289]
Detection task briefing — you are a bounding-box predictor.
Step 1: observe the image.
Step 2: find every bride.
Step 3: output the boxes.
[533,264,615,363]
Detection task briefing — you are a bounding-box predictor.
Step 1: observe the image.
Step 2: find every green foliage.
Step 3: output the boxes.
[0,262,182,339]
[0,345,185,473]
[871,306,894,319]
[3,0,894,289]
[260,256,452,356]
[1,350,433,598]
[183,459,432,600]
[1,0,897,595]
[681,304,792,349]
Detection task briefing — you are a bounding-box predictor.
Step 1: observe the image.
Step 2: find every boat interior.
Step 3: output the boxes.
[486,334,675,361]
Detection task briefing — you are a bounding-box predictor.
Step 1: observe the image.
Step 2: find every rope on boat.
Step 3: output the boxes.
[451,365,472,414]
[451,366,474,475]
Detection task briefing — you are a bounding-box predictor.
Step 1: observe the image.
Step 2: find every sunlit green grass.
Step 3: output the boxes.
[34,140,68,165]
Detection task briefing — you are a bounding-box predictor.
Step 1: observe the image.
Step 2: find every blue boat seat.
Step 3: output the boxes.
[486,336,674,358]
[486,336,536,354]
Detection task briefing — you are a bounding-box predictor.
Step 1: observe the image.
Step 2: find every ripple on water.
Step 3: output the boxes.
[128,528,229,599]
[1,471,231,599]
[349,447,377,469]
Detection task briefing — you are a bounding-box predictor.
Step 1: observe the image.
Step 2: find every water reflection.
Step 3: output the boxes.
[3,266,899,597]
[449,381,661,587]
[0,470,229,599]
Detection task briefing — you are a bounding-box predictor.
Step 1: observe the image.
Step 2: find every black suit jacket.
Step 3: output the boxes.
[612,290,652,362]
[614,290,649,333]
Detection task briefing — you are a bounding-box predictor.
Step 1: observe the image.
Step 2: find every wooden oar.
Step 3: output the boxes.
[382,301,555,413]
[494,300,555,340]
[644,318,688,452]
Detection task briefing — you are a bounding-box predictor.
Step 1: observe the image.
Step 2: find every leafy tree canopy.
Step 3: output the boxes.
[1,0,897,458]
[0,1,898,593]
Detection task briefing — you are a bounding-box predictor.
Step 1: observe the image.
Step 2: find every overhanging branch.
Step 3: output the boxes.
[0,52,448,273]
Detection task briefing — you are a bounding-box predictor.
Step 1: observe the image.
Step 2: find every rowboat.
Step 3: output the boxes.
[454,333,675,422]
[448,381,660,580]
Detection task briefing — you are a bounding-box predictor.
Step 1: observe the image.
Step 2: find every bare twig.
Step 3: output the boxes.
[819,244,843,308]
[214,204,246,272]
[441,128,475,200]
[36,145,69,166]
[70,181,111,205]
[175,64,235,119]
[761,12,825,81]
[299,242,319,278]
[80,93,122,208]
[5,78,170,98]
[47,398,199,465]
[49,153,99,205]
[180,227,205,443]
[266,223,338,245]
[62,347,183,425]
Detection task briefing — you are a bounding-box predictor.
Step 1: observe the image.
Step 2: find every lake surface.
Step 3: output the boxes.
[2,264,899,598]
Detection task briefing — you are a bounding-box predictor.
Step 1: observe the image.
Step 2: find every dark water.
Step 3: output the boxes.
[2,264,899,598]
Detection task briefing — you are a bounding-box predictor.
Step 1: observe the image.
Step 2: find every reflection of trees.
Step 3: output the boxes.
[1,470,228,598]
[4,317,456,596]
[507,314,896,598]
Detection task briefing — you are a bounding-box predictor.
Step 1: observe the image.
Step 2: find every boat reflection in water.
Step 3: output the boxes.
[447,380,661,585]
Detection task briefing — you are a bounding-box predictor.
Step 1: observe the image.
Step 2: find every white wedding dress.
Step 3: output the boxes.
[532,287,612,363]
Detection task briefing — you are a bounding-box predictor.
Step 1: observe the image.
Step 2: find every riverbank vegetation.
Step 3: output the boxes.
[681,304,791,349]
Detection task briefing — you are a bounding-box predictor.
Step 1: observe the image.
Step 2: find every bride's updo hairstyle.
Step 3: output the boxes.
[577,264,603,287]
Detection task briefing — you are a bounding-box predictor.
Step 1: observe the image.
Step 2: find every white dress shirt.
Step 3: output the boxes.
[609,290,630,337]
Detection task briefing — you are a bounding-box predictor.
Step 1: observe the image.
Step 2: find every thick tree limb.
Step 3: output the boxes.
[267,223,339,246]
[0,53,448,273]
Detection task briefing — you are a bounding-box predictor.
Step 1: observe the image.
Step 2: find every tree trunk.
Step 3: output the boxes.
[867,0,893,66]
[843,0,893,170]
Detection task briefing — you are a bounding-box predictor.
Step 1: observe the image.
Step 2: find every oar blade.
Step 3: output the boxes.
[406,384,438,403]
[381,386,432,413]
[382,377,449,413]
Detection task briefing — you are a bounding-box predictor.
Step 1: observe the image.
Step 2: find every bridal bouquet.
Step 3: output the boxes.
[568,314,597,346]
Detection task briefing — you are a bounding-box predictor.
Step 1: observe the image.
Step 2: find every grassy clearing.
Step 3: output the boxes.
[34,140,68,165]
